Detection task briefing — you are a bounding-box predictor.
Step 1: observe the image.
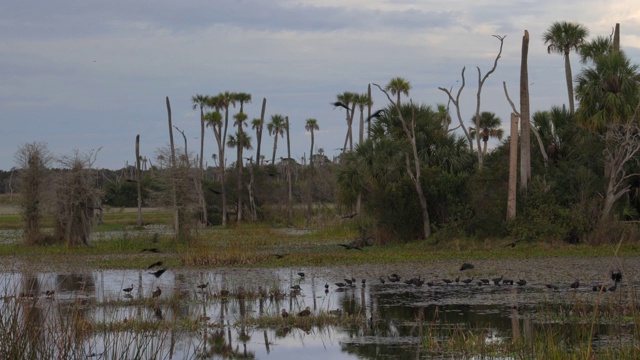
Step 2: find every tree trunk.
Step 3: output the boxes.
[564,50,575,114]
[136,134,143,227]
[257,98,266,165]
[613,23,620,53]
[237,128,243,223]
[286,116,293,224]
[199,105,205,178]
[166,97,180,238]
[520,30,531,190]
[507,113,518,220]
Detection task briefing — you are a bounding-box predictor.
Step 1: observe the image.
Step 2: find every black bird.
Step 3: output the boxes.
[344,278,353,286]
[404,278,415,285]
[324,283,329,290]
[197,282,208,290]
[460,263,474,271]
[570,280,580,289]
[150,269,167,278]
[365,109,385,122]
[147,261,163,270]
[503,279,514,285]
[611,269,623,284]
[492,275,503,286]
[462,277,474,285]
[480,278,490,284]
[388,274,401,283]
[281,309,289,318]
[123,284,134,293]
[297,306,312,317]
[141,248,160,253]
[546,284,558,291]
[427,281,435,287]
[331,101,349,110]
[338,243,363,250]
[505,240,521,248]
[413,278,424,287]
[516,279,527,286]
[297,272,305,278]
[442,278,453,285]
[379,276,385,284]
[335,282,347,288]
[608,284,617,292]
[152,287,162,298]
[455,276,460,283]
[361,279,366,286]
[593,284,607,292]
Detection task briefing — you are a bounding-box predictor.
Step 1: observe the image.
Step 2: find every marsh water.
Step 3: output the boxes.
[2,257,639,359]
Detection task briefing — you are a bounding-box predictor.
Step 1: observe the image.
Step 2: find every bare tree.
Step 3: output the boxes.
[520,30,531,189]
[136,135,143,226]
[14,142,52,244]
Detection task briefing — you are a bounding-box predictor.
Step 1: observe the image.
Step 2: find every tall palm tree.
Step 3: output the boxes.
[385,77,411,108]
[469,111,504,155]
[355,93,373,146]
[251,118,264,165]
[542,21,589,114]
[191,94,210,178]
[579,35,612,65]
[205,94,230,226]
[336,91,357,152]
[233,111,249,221]
[267,114,286,165]
[305,118,319,165]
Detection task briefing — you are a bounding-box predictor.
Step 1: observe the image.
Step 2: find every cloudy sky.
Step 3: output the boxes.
[2,0,639,170]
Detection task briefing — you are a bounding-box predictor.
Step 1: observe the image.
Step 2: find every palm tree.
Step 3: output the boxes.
[336,91,357,152]
[542,21,589,114]
[233,111,249,221]
[251,118,264,165]
[469,111,504,155]
[191,94,210,178]
[575,51,640,132]
[205,94,229,226]
[355,93,373,145]
[385,77,411,108]
[305,118,319,165]
[267,114,286,165]
[579,35,612,64]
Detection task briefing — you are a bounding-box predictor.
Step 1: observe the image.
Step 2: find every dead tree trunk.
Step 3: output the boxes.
[136,134,143,227]
[166,96,180,239]
[520,30,531,189]
[507,113,518,220]
[286,116,293,224]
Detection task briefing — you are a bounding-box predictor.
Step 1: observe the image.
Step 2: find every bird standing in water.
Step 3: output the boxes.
[123,284,134,293]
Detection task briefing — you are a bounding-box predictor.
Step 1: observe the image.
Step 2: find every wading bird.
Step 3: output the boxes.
[152,287,162,298]
[123,284,134,293]
[297,306,311,317]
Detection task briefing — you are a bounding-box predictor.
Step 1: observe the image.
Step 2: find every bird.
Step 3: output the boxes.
[379,276,386,284]
[455,276,460,283]
[546,284,558,291]
[593,284,607,292]
[426,281,435,287]
[608,284,617,292]
[462,277,474,285]
[273,253,288,259]
[141,248,160,253]
[123,284,134,293]
[197,282,208,290]
[297,272,305,278]
[442,278,453,285]
[147,261,163,269]
[388,274,401,283]
[331,101,349,110]
[365,109,385,122]
[335,282,346,288]
[344,278,353,286]
[412,278,424,287]
[281,309,289,318]
[611,269,623,284]
[149,269,167,278]
[460,263,474,271]
[480,278,490,285]
[516,279,527,286]
[44,290,55,298]
[152,287,162,298]
[338,243,363,250]
[324,283,329,290]
[297,306,311,317]
[570,280,580,289]
[492,275,503,286]
[503,279,514,285]
[505,240,521,248]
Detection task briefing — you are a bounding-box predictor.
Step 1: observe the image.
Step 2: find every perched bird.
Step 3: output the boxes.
[147,261,163,270]
[152,287,162,298]
[150,269,167,278]
[570,280,580,289]
[516,279,527,286]
[611,269,623,284]
[123,284,134,293]
[281,309,289,318]
[197,282,208,290]
[297,306,312,317]
[460,263,475,271]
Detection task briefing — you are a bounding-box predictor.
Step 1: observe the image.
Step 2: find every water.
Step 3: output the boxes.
[1,257,638,359]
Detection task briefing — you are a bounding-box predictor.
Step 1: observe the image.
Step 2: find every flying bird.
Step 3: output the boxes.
[150,269,167,278]
[331,101,349,110]
[366,109,385,122]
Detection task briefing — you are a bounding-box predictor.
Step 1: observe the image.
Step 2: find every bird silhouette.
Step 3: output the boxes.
[297,272,305,278]
[388,274,401,283]
[152,287,162,298]
[331,101,349,110]
[150,269,167,278]
[460,263,474,271]
[297,306,311,317]
[570,280,580,289]
[147,261,163,269]
[611,269,622,284]
[344,278,353,286]
[324,283,329,290]
[365,109,385,122]
[123,284,134,293]
[462,277,474,285]
[379,276,386,284]
[492,275,503,286]
[335,282,346,288]
[442,279,453,285]
[546,284,558,291]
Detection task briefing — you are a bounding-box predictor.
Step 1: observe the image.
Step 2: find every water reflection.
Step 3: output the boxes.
[0,266,637,359]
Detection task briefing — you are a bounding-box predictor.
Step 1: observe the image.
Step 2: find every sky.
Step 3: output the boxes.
[2,0,640,171]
